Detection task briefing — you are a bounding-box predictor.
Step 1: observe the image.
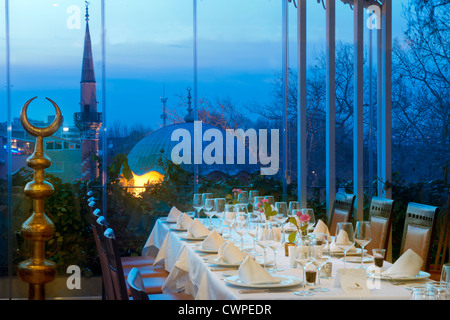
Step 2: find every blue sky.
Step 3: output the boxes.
[1,0,408,130]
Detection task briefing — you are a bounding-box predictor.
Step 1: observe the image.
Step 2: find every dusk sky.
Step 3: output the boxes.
[1,0,408,130]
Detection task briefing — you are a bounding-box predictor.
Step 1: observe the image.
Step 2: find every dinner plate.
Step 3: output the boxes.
[205,257,273,267]
[193,244,218,253]
[367,270,431,281]
[224,275,302,289]
[160,217,177,224]
[179,234,207,241]
[170,227,187,232]
[341,256,373,263]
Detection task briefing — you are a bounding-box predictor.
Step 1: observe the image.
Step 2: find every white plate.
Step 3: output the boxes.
[331,248,366,256]
[170,227,187,232]
[205,257,273,267]
[224,275,302,289]
[342,256,373,263]
[368,270,431,281]
[179,234,207,241]
[193,244,218,253]
[160,217,177,224]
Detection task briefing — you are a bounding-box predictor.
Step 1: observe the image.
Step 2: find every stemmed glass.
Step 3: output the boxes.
[239,191,249,206]
[204,198,215,230]
[288,201,300,218]
[193,193,204,219]
[303,208,316,231]
[224,204,236,238]
[335,222,355,268]
[311,233,331,292]
[354,221,372,268]
[294,236,315,296]
[249,190,259,206]
[268,222,286,274]
[256,221,274,270]
[440,263,450,299]
[264,196,275,206]
[235,205,248,251]
[274,202,288,223]
[253,196,265,219]
[214,198,226,234]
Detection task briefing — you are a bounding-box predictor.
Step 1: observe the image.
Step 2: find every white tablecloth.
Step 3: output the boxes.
[143,218,431,300]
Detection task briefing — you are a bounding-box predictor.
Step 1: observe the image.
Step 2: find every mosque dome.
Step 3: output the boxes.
[127,121,260,178]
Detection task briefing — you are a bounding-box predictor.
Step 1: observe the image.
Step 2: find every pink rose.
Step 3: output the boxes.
[232,189,237,192]
[262,199,269,203]
[256,202,262,208]
[236,189,242,193]
[299,214,310,223]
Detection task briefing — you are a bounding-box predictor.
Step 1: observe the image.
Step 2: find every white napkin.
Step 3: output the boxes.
[167,206,183,222]
[330,229,356,252]
[238,256,282,285]
[187,219,210,238]
[381,249,423,278]
[177,213,193,230]
[217,241,245,264]
[313,219,331,237]
[201,230,225,251]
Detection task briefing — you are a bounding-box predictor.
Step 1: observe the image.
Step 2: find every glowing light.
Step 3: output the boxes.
[120,171,164,195]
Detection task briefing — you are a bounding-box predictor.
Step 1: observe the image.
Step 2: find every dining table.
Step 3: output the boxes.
[142,217,433,300]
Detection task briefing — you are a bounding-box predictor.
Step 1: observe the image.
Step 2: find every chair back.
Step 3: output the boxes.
[104,228,129,300]
[430,193,450,277]
[127,268,149,300]
[400,202,439,271]
[329,192,355,236]
[365,197,395,255]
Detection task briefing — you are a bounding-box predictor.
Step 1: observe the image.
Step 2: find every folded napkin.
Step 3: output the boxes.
[177,213,193,229]
[218,241,245,264]
[382,249,423,278]
[313,219,331,237]
[201,230,225,251]
[330,229,356,252]
[167,206,183,222]
[238,256,282,285]
[187,219,210,238]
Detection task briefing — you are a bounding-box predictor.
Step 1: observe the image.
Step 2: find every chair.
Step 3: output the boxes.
[430,193,450,280]
[127,267,193,300]
[328,192,356,236]
[103,228,169,299]
[365,196,395,255]
[400,202,439,272]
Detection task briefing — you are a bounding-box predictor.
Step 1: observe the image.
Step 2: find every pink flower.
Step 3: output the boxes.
[256,202,262,208]
[299,214,310,223]
[232,189,237,192]
[262,199,269,203]
[236,189,242,193]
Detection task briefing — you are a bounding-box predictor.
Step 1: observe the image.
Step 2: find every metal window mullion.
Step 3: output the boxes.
[282,0,288,202]
[297,0,307,208]
[326,0,336,219]
[353,0,364,220]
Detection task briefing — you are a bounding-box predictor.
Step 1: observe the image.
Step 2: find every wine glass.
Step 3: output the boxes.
[253,196,265,219]
[274,202,288,223]
[354,221,372,268]
[235,206,248,251]
[224,204,236,238]
[193,193,204,218]
[247,212,261,258]
[256,221,274,270]
[239,191,249,206]
[311,233,331,292]
[264,195,275,206]
[214,198,226,234]
[268,222,286,274]
[204,198,215,230]
[249,190,259,205]
[302,208,316,231]
[288,201,300,217]
[335,222,355,268]
[294,236,315,296]
[440,263,450,299]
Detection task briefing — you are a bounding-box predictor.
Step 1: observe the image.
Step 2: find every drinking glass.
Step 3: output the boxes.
[256,221,274,270]
[239,191,249,206]
[372,248,386,268]
[354,221,372,268]
[253,196,265,219]
[247,212,261,258]
[294,236,315,296]
[440,263,450,298]
[288,201,300,217]
[264,196,275,206]
[335,222,355,268]
[224,204,236,238]
[311,233,331,292]
[204,198,215,230]
[302,208,316,231]
[274,202,288,223]
[193,193,204,218]
[235,209,248,251]
[268,222,286,273]
[214,198,226,234]
[249,190,259,205]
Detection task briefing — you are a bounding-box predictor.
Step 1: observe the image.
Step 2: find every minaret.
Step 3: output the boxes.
[74,2,102,181]
[160,85,168,127]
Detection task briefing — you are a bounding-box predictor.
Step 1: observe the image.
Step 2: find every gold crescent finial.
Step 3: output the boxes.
[20,97,63,138]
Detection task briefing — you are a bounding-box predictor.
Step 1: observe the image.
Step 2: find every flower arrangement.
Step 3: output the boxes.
[226,188,242,204]
[287,210,310,243]
[255,198,277,220]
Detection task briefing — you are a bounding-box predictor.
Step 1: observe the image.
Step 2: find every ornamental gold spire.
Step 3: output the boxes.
[17,96,62,300]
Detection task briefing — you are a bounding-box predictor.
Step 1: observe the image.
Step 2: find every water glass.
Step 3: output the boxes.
[335,222,355,268]
[354,221,372,268]
[193,193,204,218]
[204,198,215,230]
[274,202,288,223]
[224,204,236,238]
[256,221,274,269]
[294,236,315,296]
